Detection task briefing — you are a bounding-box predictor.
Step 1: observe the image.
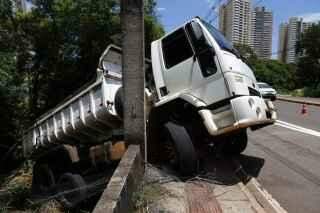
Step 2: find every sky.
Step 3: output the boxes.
[156,0,320,59]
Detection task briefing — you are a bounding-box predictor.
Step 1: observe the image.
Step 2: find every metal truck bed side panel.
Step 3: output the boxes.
[23,78,122,157]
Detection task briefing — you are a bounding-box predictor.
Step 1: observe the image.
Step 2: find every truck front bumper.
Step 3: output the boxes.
[199,96,277,136]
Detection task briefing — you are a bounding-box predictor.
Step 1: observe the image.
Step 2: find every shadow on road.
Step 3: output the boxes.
[237,154,265,178]
[199,153,264,186]
[153,152,265,187]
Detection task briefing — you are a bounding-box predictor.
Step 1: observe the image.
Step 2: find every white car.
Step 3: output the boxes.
[257,82,277,101]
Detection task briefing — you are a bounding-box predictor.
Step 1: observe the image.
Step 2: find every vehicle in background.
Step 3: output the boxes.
[257,82,277,101]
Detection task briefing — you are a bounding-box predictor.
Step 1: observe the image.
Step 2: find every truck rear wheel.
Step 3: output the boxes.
[162,122,198,176]
[114,87,124,118]
[57,173,87,208]
[222,129,248,155]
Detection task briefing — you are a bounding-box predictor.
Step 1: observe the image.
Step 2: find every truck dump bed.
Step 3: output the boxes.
[23,45,123,157]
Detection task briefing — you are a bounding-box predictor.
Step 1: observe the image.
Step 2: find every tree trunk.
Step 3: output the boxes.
[120,0,145,149]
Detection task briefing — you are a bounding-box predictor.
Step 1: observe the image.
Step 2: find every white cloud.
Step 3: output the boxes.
[298,13,320,23]
[157,7,166,12]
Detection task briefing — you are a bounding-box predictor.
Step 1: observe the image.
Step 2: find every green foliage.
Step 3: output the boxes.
[296,23,320,96]
[0,0,13,20]
[145,15,165,57]
[234,43,258,65]
[0,51,26,145]
[253,60,297,90]
[234,43,298,91]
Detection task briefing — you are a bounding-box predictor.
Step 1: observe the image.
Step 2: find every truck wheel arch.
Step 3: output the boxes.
[178,93,207,108]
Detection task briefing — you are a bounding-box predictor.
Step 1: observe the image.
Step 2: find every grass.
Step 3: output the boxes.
[0,162,64,213]
[133,182,168,212]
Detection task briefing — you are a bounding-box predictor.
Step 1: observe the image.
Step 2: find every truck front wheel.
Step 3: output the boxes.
[162,122,198,176]
[222,129,248,156]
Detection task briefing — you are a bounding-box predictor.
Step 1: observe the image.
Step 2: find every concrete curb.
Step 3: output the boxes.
[244,178,287,213]
[234,160,287,213]
[277,96,320,107]
[93,145,143,213]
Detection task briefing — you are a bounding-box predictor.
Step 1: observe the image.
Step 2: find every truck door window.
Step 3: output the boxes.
[162,28,193,69]
[186,23,217,77]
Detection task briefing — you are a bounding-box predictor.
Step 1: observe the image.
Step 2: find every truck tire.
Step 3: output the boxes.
[163,122,198,176]
[114,87,124,118]
[222,129,248,156]
[146,108,167,163]
[57,173,87,209]
[31,163,56,196]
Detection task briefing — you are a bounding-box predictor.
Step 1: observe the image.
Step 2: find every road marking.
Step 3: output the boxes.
[275,120,320,138]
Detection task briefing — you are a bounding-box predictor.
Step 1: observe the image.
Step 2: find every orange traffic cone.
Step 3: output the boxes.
[301,104,308,115]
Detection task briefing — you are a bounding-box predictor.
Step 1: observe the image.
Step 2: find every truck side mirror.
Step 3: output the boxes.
[190,22,205,42]
[189,22,213,55]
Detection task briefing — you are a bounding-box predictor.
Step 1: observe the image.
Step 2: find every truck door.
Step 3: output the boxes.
[161,28,194,96]
[184,21,229,104]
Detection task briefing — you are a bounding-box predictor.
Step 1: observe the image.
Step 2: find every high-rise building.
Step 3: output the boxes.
[219,0,252,46]
[284,17,313,63]
[219,1,273,59]
[278,23,288,62]
[277,17,314,64]
[286,17,301,63]
[250,7,273,59]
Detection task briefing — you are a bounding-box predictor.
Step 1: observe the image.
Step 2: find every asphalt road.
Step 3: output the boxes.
[240,99,320,213]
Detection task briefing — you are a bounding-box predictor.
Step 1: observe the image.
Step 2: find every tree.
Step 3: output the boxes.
[296,23,320,92]
[0,0,164,147]
[253,59,297,90]
[233,43,297,91]
[234,43,258,65]
[13,0,163,120]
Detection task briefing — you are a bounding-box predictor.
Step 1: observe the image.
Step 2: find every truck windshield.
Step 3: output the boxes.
[201,20,237,55]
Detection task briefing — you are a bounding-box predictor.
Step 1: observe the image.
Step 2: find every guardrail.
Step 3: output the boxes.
[277,96,320,107]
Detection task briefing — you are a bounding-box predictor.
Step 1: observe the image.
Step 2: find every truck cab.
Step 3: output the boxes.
[149,17,276,137]
[145,18,276,174]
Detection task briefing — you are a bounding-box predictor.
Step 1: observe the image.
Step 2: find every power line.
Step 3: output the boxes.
[204,1,217,20]
[209,0,267,25]
[208,0,230,25]
[204,0,224,22]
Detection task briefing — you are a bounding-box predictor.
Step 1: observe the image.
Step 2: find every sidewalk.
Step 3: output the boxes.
[139,155,276,213]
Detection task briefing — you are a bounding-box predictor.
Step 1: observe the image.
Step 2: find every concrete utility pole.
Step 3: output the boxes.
[120,0,145,149]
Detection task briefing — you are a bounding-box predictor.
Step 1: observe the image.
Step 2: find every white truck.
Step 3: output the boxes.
[23,17,276,207]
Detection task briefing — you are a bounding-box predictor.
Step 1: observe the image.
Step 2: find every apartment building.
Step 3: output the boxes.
[251,7,273,59]
[279,17,313,64]
[219,0,252,46]
[219,1,273,59]
[277,23,289,62]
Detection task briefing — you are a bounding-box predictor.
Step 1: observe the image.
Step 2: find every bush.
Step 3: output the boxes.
[303,85,320,97]
[253,60,297,91]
